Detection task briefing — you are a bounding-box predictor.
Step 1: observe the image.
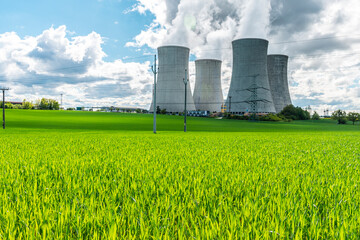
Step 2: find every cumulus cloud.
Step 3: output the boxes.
[0,25,153,108]
[1,1,360,112]
[126,0,360,112]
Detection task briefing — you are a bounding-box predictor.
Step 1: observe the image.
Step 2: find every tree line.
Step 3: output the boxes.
[331,110,360,125]
[1,98,60,110]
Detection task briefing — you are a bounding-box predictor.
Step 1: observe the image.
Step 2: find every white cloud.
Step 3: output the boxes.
[2,1,360,112]
[0,25,153,108]
[126,0,360,112]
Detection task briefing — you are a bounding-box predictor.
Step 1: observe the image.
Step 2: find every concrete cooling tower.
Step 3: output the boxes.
[267,55,292,113]
[193,59,223,113]
[150,46,196,113]
[225,38,275,114]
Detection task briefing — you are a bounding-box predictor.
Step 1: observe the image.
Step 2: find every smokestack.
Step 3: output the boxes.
[226,38,275,114]
[267,55,292,113]
[150,46,196,113]
[193,59,223,113]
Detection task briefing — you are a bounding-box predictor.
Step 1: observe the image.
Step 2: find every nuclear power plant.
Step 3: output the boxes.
[225,38,275,114]
[150,46,196,113]
[193,59,223,112]
[150,39,292,116]
[267,55,292,113]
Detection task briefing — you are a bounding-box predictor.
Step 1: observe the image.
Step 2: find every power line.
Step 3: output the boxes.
[271,34,360,45]
[1,46,360,84]
[1,65,359,87]
[122,55,154,61]
[190,34,360,53]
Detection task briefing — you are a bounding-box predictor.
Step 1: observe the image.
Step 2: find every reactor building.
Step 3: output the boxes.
[225,38,275,114]
[150,46,196,113]
[193,59,223,113]
[267,55,292,113]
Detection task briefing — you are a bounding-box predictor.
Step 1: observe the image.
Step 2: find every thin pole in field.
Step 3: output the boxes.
[151,55,158,134]
[228,96,232,113]
[1,87,10,129]
[60,94,63,110]
[183,69,188,132]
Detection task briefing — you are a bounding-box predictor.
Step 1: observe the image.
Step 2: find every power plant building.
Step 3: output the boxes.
[225,38,275,114]
[267,55,292,113]
[150,46,196,113]
[193,59,223,113]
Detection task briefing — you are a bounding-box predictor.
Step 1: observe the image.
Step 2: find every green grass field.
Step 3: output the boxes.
[1,110,360,239]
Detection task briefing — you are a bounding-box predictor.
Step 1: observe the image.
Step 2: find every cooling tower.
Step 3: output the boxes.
[225,38,275,114]
[193,59,223,112]
[150,46,196,113]
[267,55,292,113]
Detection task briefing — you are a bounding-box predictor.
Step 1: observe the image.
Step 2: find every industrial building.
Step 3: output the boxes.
[267,55,292,113]
[193,59,223,113]
[225,38,275,114]
[150,45,196,113]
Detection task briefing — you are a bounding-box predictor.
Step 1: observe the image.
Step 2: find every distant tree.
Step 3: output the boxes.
[36,98,60,110]
[347,112,359,125]
[142,109,149,114]
[280,105,311,120]
[22,99,33,109]
[156,106,161,114]
[5,102,13,109]
[259,113,282,122]
[160,108,167,115]
[135,109,141,114]
[67,108,75,111]
[331,109,347,124]
[37,98,47,109]
[49,99,59,110]
[312,111,320,120]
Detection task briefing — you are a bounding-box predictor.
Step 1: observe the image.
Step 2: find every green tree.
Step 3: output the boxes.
[160,108,167,115]
[280,105,311,120]
[312,111,320,120]
[5,102,13,109]
[156,106,161,114]
[37,98,48,109]
[22,99,34,109]
[36,98,60,110]
[135,109,141,114]
[347,112,359,125]
[49,99,59,110]
[331,109,347,124]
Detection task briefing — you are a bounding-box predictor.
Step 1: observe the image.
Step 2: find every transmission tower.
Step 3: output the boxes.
[241,74,272,121]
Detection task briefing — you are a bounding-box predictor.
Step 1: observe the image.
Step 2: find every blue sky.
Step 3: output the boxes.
[0,0,359,112]
[0,0,154,61]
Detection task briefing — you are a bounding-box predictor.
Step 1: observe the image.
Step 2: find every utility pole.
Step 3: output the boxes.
[60,94,63,110]
[1,87,10,129]
[183,69,188,132]
[228,96,232,113]
[151,55,158,134]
